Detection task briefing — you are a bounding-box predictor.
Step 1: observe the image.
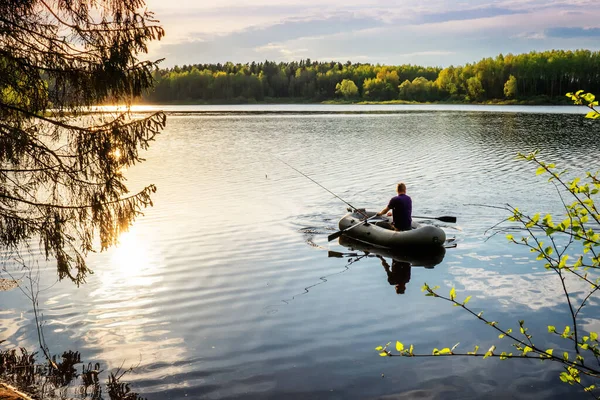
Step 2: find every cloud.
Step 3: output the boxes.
[145,0,600,67]
[511,32,547,40]
[546,27,600,38]
[158,14,383,65]
[418,6,520,24]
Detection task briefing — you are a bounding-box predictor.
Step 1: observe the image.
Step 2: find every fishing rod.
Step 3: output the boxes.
[276,157,368,218]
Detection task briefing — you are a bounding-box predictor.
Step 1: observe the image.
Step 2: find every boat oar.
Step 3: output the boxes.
[413,215,457,223]
[328,250,360,258]
[327,214,380,242]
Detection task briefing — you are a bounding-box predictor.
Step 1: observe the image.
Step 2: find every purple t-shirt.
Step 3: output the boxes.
[388,194,412,231]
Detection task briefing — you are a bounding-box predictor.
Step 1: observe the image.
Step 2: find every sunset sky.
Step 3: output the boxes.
[144,0,600,68]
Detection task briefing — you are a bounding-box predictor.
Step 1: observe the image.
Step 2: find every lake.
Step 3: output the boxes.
[1,104,598,399]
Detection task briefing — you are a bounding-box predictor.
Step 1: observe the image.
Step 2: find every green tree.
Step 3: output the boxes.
[435,67,460,98]
[362,78,395,101]
[466,76,485,101]
[335,79,359,99]
[504,74,518,98]
[0,0,165,284]
[398,77,435,102]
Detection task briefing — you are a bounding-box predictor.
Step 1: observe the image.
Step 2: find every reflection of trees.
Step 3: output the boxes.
[0,346,145,400]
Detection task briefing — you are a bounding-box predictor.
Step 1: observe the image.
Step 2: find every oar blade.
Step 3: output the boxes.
[328,230,345,242]
[437,216,457,223]
[413,215,457,223]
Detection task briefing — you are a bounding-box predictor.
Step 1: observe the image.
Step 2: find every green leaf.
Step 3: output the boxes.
[375,346,383,351]
[396,341,404,352]
[449,287,456,301]
[463,296,472,305]
[558,255,569,269]
[585,385,596,392]
[523,346,533,355]
[582,93,595,102]
[379,352,389,357]
[409,344,414,355]
[563,351,569,361]
[499,333,505,338]
[591,332,598,341]
[582,93,596,102]
[438,348,452,355]
[536,166,546,175]
[548,325,556,333]
[545,349,553,356]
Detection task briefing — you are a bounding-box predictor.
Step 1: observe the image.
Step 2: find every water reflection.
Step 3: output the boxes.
[378,257,412,294]
[332,236,448,295]
[337,236,447,268]
[79,224,190,388]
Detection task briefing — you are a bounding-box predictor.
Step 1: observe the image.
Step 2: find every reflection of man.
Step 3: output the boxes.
[378,256,411,294]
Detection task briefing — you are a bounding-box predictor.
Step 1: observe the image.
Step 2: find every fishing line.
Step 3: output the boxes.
[275,156,368,218]
[263,254,369,314]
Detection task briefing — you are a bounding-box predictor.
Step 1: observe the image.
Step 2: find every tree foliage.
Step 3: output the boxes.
[504,75,518,98]
[335,79,359,99]
[143,50,600,104]
[376,91,600,398]
[0,0,165,284]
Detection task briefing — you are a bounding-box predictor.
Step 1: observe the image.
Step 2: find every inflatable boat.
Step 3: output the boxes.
[337,210,446,249]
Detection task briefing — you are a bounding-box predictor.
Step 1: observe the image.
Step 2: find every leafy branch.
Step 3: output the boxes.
[375,90,600,398]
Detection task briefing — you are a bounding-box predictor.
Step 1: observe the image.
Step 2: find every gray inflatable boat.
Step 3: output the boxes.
[338,210,446,248]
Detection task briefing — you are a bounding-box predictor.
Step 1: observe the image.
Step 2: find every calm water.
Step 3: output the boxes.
[1,105,598,399]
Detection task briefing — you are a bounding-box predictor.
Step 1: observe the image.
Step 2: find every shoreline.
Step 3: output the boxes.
[132,98,572,107]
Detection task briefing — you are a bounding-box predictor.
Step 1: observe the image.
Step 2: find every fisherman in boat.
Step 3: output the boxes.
[376,182,412,231]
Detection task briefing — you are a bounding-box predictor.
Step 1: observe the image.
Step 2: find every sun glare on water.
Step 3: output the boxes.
[107,226,157,286]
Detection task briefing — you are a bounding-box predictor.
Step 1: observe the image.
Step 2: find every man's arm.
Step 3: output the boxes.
[377,206,390,216]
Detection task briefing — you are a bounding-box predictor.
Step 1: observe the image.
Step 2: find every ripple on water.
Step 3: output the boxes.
[0,110,594,399]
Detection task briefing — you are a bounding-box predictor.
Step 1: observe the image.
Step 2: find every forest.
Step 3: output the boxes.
[143,49,600,104]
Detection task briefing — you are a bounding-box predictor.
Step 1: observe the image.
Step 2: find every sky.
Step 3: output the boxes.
[143,0,600,68]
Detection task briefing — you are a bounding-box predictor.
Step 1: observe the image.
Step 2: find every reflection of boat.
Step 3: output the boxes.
[337,235,446,268]
[337,210,446,248]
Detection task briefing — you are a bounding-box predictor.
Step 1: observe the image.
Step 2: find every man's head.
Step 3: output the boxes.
[395,283,406,294]
[396,182,406,194]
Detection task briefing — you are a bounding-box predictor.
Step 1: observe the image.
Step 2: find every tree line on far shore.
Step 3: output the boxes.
[143,49,600,104]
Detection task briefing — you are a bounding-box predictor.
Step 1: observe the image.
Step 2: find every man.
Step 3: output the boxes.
[376,182,412,231]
